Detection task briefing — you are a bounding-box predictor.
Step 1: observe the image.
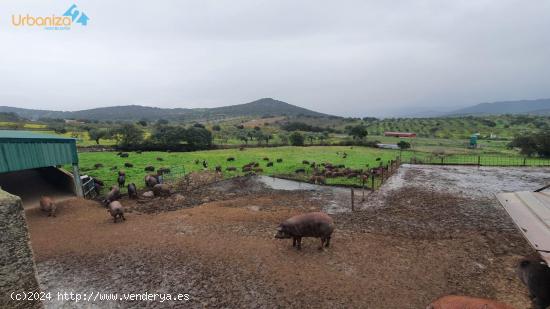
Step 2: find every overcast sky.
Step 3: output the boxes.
[1,0,550,117]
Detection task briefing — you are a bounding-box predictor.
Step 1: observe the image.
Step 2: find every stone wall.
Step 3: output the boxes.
[0,190,42,309]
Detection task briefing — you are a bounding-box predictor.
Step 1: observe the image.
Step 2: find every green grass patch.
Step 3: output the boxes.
[74,146,400,191]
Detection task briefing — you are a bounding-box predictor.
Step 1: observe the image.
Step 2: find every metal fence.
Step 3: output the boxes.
[160,166,186,184]
[401,152,550,167]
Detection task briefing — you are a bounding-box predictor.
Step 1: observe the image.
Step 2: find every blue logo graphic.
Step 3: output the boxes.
[63,4,89,26]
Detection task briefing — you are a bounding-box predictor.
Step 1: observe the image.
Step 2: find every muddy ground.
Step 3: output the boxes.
[25,166,550,308]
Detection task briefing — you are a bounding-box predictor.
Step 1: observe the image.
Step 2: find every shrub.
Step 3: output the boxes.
[289,132,305,146]
[397,141,411,150]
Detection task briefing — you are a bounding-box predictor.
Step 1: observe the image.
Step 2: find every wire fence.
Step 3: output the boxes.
[400,152,550,167]
[138,152,549,195]
[159,166,186,184]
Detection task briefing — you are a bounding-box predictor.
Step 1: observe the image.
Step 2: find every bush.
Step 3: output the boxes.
[289,132,305,146]
[185,127,212,150]
[117,123,144,148]
[508,130,550,157]
[346,124,368,140]
[397,141,411,150]
[281,122,336,133]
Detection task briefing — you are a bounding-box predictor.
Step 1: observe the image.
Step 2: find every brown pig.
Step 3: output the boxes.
[127,183,138,199]
[104,185,120,205]
[309,175,326,185]
[426,295,515,309]
[153,184,171,197]
[117,171,126,187]
[517,254,550,309]
[145,174,158,188]
[107,201,125,223]
[275,212,334,250]
[39,196,56,217]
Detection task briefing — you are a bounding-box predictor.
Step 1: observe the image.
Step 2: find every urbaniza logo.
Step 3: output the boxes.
[11,4,89,31]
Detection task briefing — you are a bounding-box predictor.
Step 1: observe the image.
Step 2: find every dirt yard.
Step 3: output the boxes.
[25,165,550,308]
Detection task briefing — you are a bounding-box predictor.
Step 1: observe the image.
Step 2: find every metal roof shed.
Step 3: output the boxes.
[0,130,83,196]
[496,185,550,264]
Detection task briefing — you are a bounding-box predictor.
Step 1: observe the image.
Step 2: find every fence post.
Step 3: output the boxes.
[440,156,444,165]
[523,157,526,166]
[362,177,366,201]
[371,173,375,190]
[351,188,355,211]
[477,156,481,166]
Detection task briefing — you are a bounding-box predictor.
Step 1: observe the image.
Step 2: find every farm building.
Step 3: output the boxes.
[0,130,83,202]
[384,131,417,138]
[0,130,84,308]
[497,184,550,264]
[376,143,400,150]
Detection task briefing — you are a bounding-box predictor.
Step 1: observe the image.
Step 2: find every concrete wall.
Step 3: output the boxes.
[0,190,42,309]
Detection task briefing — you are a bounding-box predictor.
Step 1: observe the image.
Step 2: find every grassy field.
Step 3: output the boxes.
[368,135,515,155]
[75,144,550,194]
[75,146,400,190]
[0,121,47,129]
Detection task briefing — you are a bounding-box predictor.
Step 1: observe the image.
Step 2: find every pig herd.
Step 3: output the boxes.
[36,154,550,308]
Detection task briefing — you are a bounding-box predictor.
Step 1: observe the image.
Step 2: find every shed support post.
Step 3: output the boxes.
[72,164,83,197]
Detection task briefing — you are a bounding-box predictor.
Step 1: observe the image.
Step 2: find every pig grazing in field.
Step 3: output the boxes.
[39,196,56,217]
[127,183,138,199]
[153,184,171,197]
[517,255,550,309]
[309,175,326,185]
[145,174,158,188]
[92,177,104,195]
[275,212,334,250]
[105,185,120,204]
[426,296,515,309]
[117,171,126,187]
[107,201,125,223]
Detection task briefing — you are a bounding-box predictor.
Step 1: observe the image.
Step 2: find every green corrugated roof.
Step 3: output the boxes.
[0,130,76,143]
[0,130,78,173]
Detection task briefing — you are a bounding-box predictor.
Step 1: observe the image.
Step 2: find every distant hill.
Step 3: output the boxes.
[0,98,329,121]
[447,98,550,116]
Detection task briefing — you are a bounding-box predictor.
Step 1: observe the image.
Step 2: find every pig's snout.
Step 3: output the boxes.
[274,227,291,239]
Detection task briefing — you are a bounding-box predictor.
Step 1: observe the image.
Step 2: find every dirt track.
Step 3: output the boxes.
[26,166,550,308]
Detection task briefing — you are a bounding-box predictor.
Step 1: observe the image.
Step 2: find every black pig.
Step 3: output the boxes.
[518,254,550,309]
[275,212,334,250]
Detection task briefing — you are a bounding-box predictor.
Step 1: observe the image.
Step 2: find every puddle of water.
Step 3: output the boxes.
[257,176,357,214]
[256,175,319,191]
[257,175,350,193]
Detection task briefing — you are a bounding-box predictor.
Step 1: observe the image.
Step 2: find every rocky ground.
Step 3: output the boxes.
[25,165,550,308]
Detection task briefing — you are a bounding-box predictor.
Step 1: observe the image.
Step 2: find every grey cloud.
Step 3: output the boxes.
[1,0,550,116]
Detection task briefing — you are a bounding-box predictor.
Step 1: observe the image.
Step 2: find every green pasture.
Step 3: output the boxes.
[74,146,400,191]
[368,135,516,155]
